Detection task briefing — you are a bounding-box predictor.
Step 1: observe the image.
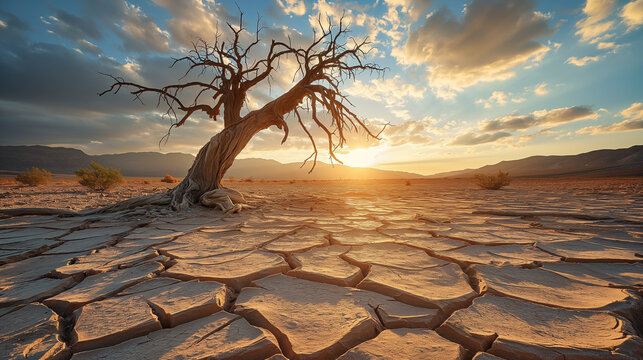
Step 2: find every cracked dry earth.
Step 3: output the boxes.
[1,179,642,360]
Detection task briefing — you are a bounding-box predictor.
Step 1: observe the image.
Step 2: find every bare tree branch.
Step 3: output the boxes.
[99,14,386,171]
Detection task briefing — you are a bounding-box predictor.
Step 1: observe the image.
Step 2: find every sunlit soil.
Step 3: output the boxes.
[0,176,642,359]
[2,176,641,212]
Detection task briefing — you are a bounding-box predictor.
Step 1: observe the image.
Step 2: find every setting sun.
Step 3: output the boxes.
[339,148,380,168]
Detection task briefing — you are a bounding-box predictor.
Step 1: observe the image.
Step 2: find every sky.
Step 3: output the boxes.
[0,0,642,175]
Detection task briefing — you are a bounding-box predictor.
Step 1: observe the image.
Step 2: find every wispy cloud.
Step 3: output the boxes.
[534,83,549,95]
[277,0,307,16]
[482,106,598,131]
[450,131,511,146]
[578,102,643,133]
[566,56,601,66]
[345,75,425,107]
[621,0,643,31]
[575,0,616,43]
[476,91,525,108]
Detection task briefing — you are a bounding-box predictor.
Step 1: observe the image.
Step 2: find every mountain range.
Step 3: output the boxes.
[430,145,643,178]
[0,145,641,179]
[0,145,422,179]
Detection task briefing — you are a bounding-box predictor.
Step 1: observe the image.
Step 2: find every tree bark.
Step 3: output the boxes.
[168,110,279,210]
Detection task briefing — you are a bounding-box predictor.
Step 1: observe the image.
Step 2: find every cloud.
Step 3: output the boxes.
[515,128,558,144]
[534,83,549,95]
[308,1,365,33]
[345,75,425,107]
[381,116,436,146]
[42,10,102,42]
[118,2,171,52]
[0,102,160,150]
[0,33,206,120]
[450,131,511,146]
[477,91,508,108]
[482,106,598,131]
[277,0,307,16]
[476,91,525,108]
[619,101,643,119]
[596,41,625,51]
[536,106,598,123]
[0,10,29,49]
[77,39,103,56]
[566,55,601,66]
[575,0,616,43]
[0,10,28,30]
[42,10,107,56]
[621,0,643,30]
[391,109,411,121]
[380,0,433,25]
[577,119,643,134]
[395,0,553,99]
[578,102,643,133]
[71,1,171,53]
[0,99,221,155]
[483,115,536,131]
[153,0,233,48]
[308,0,430,50]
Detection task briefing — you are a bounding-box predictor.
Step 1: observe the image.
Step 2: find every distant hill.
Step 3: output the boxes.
[1,145,641,179]
[0,145,423,179]
[430,145,643,178]
[0,146,195,177]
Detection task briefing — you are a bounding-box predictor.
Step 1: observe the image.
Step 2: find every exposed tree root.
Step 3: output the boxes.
[90,193,172,214]
[0,189,250,218]
[0,193,170,218]
[199,188,251,214]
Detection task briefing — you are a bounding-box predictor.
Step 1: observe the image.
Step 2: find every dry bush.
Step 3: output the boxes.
[161,174,179,183]
[75,161,124,191]
[475,170,511,190]
[15,167,52,186]
[243,177,254,182]
[143,180,151,184]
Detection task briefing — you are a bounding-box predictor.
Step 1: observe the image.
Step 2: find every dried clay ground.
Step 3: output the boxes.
[0,177,642,360]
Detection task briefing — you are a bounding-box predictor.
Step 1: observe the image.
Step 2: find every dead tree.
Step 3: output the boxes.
[100,15,384,211]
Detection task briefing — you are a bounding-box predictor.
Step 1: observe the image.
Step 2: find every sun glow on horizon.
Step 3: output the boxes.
[339,148,381,168]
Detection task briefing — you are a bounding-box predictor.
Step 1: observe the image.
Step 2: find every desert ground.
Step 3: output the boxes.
[0,177,642,359]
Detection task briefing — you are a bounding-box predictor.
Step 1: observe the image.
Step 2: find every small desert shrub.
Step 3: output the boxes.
[75,161,124,191]
[405,180,411,186]
[243,177,254,182]
[143,180,151,185]
[161,174,179,183]
[15,167,52,186]
[475,170,511,190]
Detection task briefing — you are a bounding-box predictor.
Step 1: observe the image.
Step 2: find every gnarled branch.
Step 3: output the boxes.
[99,13,386,171]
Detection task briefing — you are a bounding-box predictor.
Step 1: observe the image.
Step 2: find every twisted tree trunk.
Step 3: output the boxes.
[169,110,278,210]
[90,16,382,215]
